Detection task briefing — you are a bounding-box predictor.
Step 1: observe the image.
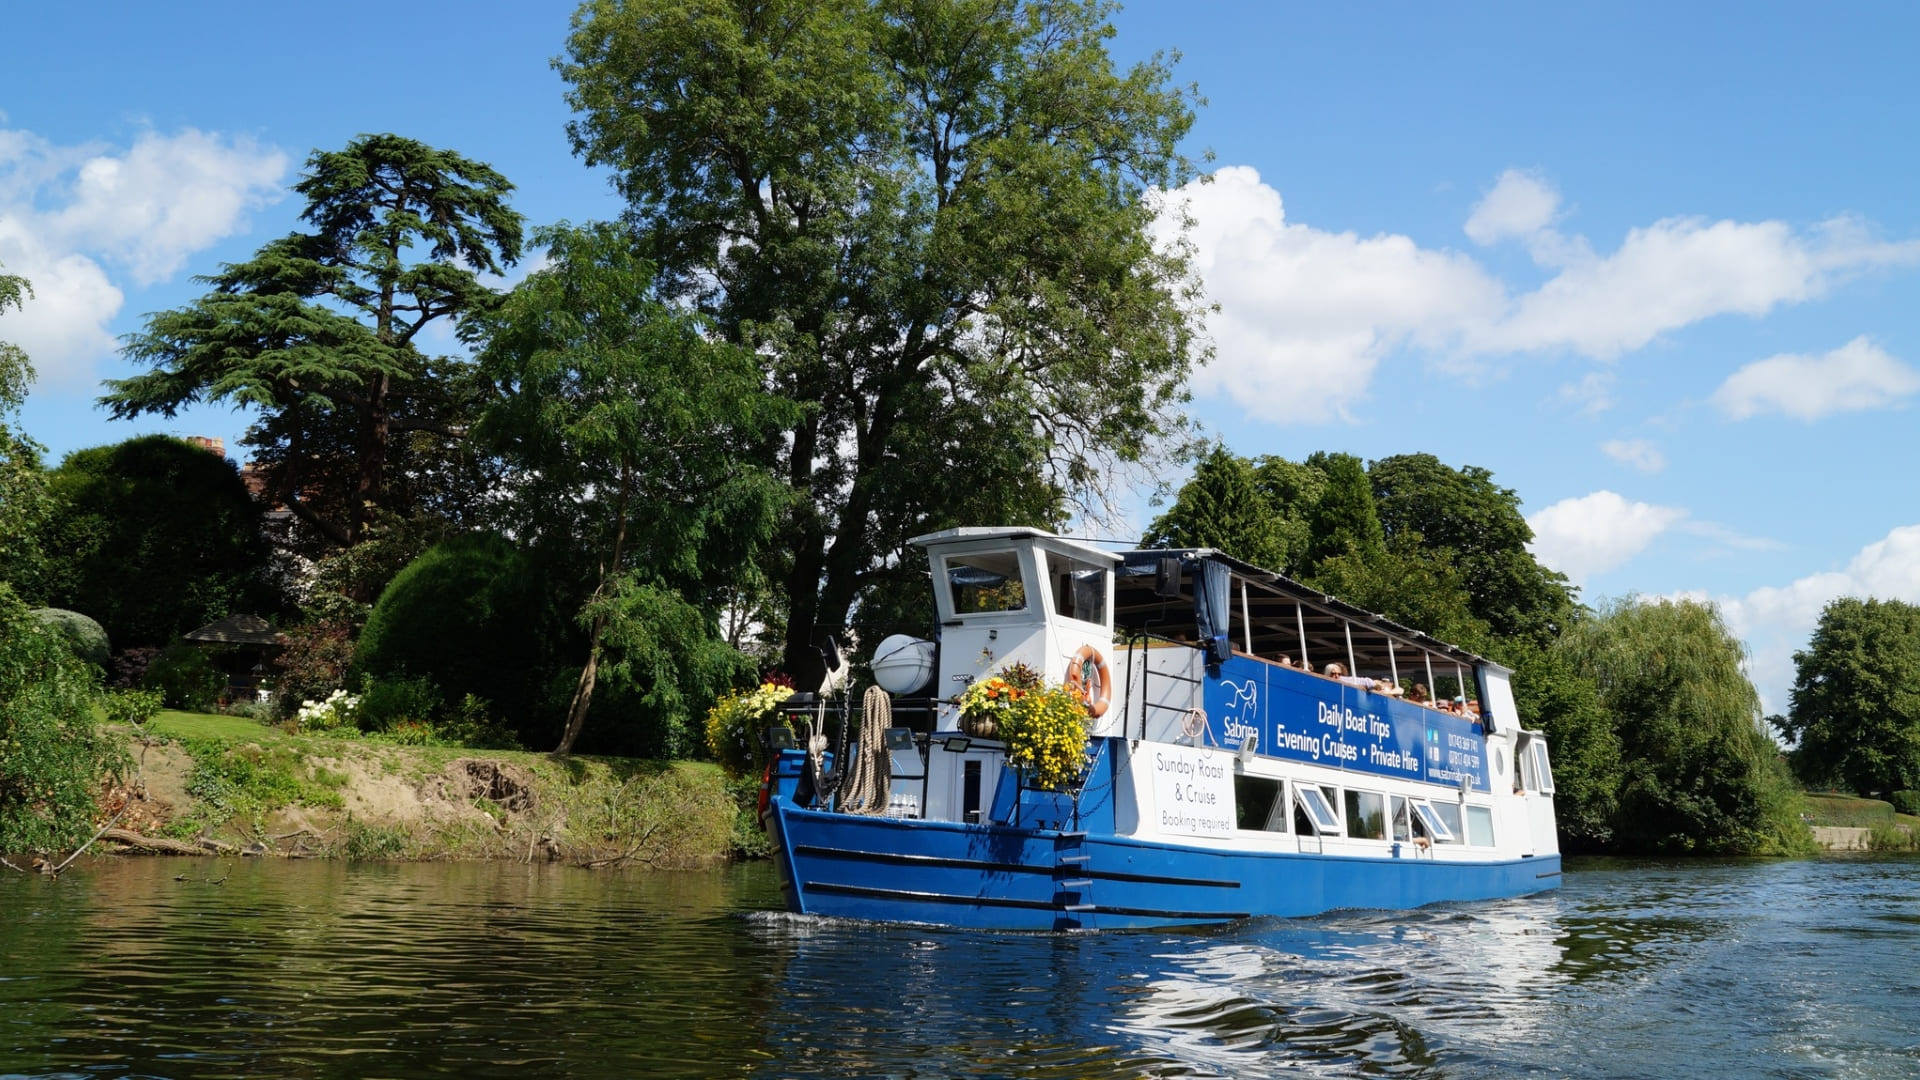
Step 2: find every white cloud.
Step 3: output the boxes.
[1153,166,1505,421]
[0,126,287,387]
[1464,169,1561,247]
[1713,524,1920,713]
[1557,371,1615,415]
[1602,438,1665,472]
[1711,336,1920,420]
[1526,490,1687,585]
[1160,167,1920,420]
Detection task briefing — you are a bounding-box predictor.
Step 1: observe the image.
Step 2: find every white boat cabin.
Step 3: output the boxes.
[899,527,1559,861]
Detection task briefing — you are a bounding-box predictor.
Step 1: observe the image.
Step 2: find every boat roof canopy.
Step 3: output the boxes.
[1116,547,1499,674]
[909,526,1121,565]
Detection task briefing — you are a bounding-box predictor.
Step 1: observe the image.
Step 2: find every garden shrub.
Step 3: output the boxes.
[357,674,443,733]
[0,584,125,854]
[29,608,110,669]
[355,533,567,743]
[142,641,223,711]
[272,621,355,716]
[1890,790,1920,817]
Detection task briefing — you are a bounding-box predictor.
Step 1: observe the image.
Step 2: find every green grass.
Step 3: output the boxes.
[1803,793,1900,828]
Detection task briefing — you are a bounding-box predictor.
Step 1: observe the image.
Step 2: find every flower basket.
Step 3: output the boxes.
[705,681,797,777]
[957,663,1090,791]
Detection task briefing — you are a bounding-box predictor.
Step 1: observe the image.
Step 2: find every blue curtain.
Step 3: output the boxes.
[1194,558,1232,665]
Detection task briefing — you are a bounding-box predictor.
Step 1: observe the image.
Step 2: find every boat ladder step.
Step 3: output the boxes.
[1057,878,1093,889]
[1061,902,1096,912]
[1056,831,1087,841]
[1056,853,1091,865]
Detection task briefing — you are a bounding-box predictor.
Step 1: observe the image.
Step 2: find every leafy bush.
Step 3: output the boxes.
[357,674,442,733]
[342,819,410,861]
[1890,791,1920,817]
[142,642,223,711]
[355,533,564,743]
[0,584,126,854]
[437,694,524,751]
[102,689,163,727]
[272,621,355,716]
[109,646,160,689]
[29,608,110,669]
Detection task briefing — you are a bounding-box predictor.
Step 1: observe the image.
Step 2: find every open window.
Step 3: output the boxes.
[1411,801,1456,843]
[943,550,1028,615]
[1517,734,1556,795]
[1294,784,1341,835]
[1046,551,1109,626]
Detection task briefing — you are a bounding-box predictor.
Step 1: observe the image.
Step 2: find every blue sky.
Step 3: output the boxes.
[4,2,1918,712]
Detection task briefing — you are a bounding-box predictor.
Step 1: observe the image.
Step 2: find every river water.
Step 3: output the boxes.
[2,855,1916,1079]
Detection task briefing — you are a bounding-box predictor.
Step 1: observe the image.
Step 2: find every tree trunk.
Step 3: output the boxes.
[554,633,603,756]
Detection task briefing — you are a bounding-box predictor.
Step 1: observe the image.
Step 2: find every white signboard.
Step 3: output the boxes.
[1148,745,1236,838]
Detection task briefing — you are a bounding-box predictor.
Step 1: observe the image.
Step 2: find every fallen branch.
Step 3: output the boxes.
[98,829,225,856]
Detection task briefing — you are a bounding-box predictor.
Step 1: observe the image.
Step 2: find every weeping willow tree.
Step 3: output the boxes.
[1559,597,1809,855]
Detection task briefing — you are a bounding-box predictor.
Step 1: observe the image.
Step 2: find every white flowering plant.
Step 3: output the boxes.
[295,688,361,733]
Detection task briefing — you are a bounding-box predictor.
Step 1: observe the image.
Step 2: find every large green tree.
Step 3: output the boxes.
[473,223,793,754]
[32,436,282,649]
[1301,451,1384,572]
[103,135,524,551]
[1369,453,1576,643]
[0,262,48,591]
[1559,597,1807,855]
[560,0,1206,686]
[1140,445,1289,570]
[1776,596,1920,797]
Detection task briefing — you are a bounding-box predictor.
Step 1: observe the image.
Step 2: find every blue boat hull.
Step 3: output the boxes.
[766,797,1562,931]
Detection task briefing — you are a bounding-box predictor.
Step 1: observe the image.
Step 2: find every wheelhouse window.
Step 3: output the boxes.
[944,551,1027,615]
[1046,552,1109,626]
[1344,789,1386,840]
[1518,736,1556,795]
[1234,774,1289,833]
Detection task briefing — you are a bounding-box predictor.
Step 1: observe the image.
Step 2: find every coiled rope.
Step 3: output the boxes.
[838,686,894,815]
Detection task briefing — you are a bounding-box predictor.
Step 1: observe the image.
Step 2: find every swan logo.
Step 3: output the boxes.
[1219,678,1258,748]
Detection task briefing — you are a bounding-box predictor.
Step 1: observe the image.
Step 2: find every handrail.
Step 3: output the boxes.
[1123,630,1207,743]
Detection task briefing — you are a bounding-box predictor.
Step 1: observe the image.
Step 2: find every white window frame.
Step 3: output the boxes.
[1411,800,1456,842]
[1295,784,1341,835]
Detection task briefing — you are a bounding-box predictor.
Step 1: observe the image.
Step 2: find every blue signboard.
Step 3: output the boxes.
[1202,655,1489,792]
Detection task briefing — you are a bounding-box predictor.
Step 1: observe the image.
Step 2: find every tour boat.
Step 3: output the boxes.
[762,527,1561,930]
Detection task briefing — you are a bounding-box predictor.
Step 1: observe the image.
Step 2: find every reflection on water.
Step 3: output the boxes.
[3,855,1918,1078]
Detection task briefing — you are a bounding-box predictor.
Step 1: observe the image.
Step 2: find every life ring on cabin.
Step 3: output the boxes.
[1064,645,1111,718]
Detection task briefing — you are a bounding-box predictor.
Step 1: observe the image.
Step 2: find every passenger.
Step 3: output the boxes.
[1407,682,1432,705]
[1375,679,1404,696]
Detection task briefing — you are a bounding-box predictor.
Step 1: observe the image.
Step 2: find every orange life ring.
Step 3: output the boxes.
[1064,645,1111,718]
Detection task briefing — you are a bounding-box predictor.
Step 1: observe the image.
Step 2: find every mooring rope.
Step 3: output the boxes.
[838,686,894,815]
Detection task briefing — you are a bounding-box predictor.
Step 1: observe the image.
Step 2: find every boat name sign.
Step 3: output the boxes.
[1150,746,1236,838]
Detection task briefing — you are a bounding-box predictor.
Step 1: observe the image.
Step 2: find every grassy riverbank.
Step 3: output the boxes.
[1800,793,1920,851]
[99,712,742,866]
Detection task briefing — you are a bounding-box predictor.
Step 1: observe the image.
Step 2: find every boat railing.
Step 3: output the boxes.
[1122,631,1206,743]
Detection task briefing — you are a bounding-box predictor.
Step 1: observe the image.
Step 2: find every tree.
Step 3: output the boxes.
[0,261,49,592]
[1368,453,1576,643]
[32,436,281,649]
[103,135,524,551]
[1559,597,1807,855]
[472,223,793,754]
[1776,597,1920,797]
[1140,445,1289,569]
[1301,451,1384,572]
[560,0,1206,686]
[1498,638,1619,851]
